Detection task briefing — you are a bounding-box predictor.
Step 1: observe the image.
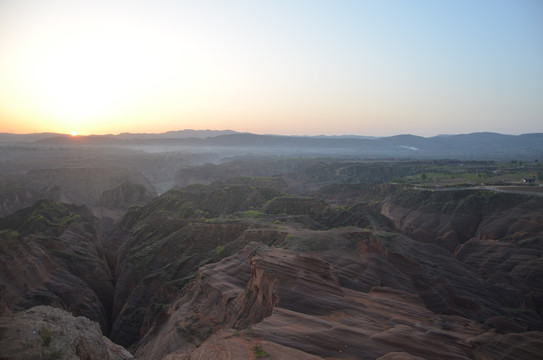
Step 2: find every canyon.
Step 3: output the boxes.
[0,132,542,359]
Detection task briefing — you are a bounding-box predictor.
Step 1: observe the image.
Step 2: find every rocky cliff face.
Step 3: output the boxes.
[93,180,157,230]
[0,177,43,217]
[96,181,156,211]
[135,242,543,359]
[0,306,132,360]
[22,167,157,205]
[1,179,542,359]
[0,167,157,218]
[369,185,539,251]
[0,200,115,332]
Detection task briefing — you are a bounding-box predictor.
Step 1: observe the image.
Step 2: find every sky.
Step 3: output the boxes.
[0,0,542,137]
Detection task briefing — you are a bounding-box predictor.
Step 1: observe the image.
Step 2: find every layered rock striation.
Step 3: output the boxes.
[1,179,542,359]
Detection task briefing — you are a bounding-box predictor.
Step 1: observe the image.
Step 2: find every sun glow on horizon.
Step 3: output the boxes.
[0,3,194,135]
[0,1,541,136]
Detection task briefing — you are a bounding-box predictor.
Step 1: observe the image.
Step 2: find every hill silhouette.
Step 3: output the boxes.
[5,131,537,160]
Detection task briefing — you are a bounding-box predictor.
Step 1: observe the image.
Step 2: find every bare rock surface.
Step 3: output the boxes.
[135,243,543,359]
[184,329,324,360]
[2,180,543,359]
[469,331,543,360]
[0,305,132,360]
[0,180,42,218]
[22,167,155,206]
[362,185,542,252]
[0,200,115,332]
[96,181,155,211]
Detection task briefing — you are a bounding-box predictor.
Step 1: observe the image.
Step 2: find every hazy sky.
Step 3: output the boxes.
[0,0,542,136]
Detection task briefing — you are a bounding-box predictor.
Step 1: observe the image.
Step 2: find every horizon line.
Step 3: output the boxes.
[1,129,542,139]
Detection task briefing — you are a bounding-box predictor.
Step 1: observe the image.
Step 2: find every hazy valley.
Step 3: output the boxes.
[1,131,542,359]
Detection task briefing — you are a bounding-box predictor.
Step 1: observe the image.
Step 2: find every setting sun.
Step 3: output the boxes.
[70,132,78,136]
[0,1,541,136]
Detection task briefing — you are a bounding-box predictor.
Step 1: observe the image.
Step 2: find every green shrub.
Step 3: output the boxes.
[41,329,53,347]
[254,345,268,359]
[245,287,253,299]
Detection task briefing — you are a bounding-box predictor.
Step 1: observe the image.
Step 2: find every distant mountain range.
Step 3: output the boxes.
[0,129,237,142]
[1,130,542,160]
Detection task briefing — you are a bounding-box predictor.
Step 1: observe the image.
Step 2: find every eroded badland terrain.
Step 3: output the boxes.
[1,132,542,359]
